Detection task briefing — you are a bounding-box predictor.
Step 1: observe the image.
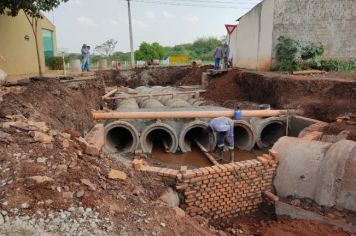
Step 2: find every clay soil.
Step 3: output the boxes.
[0,78,214,235]
[203,69,244,106]
[202,69,356,123]
[175,65,213,86]
[0,78,104,134]
[323,116,356,141]
[98,66,194,88]
[212,202,352,236]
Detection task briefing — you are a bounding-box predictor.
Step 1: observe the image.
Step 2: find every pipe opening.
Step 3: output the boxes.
[146,128,174,153]
[184,127,209,151]
[106,127,135,153]
[260,122,285,147]
[233,124,255,151]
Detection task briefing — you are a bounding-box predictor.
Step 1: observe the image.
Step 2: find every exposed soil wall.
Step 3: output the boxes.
[203,69,244,105]
[97,66,194,88]
[236,71,356,122]
[175,65,213,86]
[0,78,104,134]
[203,69,356,122]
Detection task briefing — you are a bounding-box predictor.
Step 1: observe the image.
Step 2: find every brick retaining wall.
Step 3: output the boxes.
[136,151,278,219]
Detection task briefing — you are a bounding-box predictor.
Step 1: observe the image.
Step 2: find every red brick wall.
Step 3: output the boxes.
[138,153,278,219]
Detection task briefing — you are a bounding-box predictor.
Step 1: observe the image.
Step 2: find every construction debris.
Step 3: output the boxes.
[0,66,355,235]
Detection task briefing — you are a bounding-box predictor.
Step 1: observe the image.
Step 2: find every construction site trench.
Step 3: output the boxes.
[0,66,355,236]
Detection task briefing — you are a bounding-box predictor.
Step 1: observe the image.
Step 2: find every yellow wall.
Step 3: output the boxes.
[0,11,57,75]
[169,55,189,63]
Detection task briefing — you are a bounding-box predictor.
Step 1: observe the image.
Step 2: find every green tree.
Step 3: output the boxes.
[152,42,166,60]
[94,39,118,57]
[0,0,68,76]
[165,37,223,61]
[191,37,221,56]
[135,42,167,61]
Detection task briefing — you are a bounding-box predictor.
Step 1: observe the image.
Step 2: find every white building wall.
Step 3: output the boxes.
[272,0,356,60]
[230,0,275,70]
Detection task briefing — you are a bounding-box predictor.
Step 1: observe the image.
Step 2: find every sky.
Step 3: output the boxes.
[44,0,262,54]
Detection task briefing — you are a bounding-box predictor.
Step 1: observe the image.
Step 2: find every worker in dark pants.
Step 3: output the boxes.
[205,117,235,162]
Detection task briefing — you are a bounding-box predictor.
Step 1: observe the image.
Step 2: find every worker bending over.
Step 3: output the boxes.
[205,117,235,162]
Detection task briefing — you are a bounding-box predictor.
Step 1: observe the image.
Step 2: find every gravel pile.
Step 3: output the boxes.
[0,207,114,236]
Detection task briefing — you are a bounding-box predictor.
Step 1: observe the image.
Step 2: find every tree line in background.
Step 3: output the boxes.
[61,36,225,67]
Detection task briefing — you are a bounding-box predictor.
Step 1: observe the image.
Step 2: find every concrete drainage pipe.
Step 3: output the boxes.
[116,99,139,110]
[104,121,139,153]
[140,122,178,154]
[252,117,286,149]
[140,98,164,109]
[165,98,192,108]
[179,120,215,153]
[233,120,256,151]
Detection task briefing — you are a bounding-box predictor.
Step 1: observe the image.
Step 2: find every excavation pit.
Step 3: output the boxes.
[1,68,354,236]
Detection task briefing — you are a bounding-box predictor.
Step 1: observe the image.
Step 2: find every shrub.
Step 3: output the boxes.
[270,37,356,73]
[270,36,300,72]
[318,59,356,72]
[48,56,64,70]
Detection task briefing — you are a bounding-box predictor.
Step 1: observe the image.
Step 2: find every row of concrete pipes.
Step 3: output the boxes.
[104,116,287,154]
[103,86,287,154]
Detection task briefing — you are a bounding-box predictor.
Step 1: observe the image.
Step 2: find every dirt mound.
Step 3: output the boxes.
[0,116,213,235]
[98,66,193,88]
[235,70,356,122]
[211,203,350,236]
[203,69,244,106]
[0,79,216,235]
[175,65,213,86]
[201,69,356,122]
[323,116,356,141]
[0,78,104,134]
[259,217,349,236]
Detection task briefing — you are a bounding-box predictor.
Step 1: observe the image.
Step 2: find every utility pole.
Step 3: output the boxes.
[127,0,135,68]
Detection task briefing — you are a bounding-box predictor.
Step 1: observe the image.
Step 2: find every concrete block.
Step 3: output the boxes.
[84,123,104,155]
[108,169,127,181]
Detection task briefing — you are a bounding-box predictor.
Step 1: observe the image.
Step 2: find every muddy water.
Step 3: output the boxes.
[150,143,267,169]
[151,143,211,169]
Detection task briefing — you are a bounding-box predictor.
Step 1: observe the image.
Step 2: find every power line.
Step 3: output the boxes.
[127,0,260,9]
[163,0,261,5]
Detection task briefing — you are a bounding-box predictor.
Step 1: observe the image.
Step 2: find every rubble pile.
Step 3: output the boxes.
[0,114,214,235]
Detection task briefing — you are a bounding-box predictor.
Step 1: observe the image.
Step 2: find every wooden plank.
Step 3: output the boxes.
[194,139,219,165]
[107,90,207,100]
[292,70,324,75]
[102,87,118,100]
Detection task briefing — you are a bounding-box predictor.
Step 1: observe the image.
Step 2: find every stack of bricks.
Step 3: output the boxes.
[137,150,279,219]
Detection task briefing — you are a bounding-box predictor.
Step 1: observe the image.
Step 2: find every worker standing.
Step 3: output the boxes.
[223,42,230,69]
[213,46,223,70]
[81,44,90,72]
[205,117,235,162]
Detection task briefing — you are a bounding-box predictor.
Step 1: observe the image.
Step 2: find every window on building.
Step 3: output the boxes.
[42,29,54,66]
